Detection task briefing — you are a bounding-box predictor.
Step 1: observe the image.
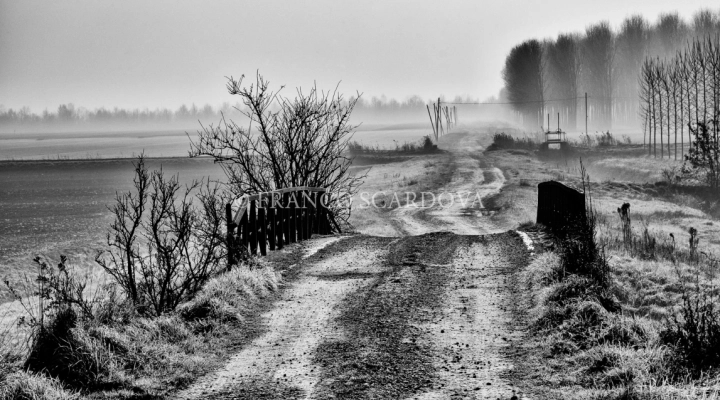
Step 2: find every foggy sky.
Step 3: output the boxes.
[1,0,718,112]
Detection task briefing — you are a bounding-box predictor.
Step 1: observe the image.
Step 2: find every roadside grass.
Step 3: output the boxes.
[0,260,282,398]
[519,247,720,399]
[507,143,720,399]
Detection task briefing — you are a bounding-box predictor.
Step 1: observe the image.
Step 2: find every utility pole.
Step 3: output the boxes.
[585,92,588,135]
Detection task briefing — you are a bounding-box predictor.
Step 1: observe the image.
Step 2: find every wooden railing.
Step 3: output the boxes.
[225,187,339,265]
[536,181,586,231]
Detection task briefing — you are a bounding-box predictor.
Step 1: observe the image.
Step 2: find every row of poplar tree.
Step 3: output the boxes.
[502,9,720,132]
[640,36,720,159]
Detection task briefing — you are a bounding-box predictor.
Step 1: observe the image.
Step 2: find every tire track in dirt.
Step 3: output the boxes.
[310,231,531,400]
[176,236,395,400]
[414,231,530,400]
[388,130,506,236]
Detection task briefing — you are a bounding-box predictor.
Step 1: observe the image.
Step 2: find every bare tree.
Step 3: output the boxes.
[616,15,648,128]
[652,12,688,58]
[692,9,720,39]
[582,22,615,130]
[189,72,363,227]
[503,39,545,129]
[96,155,228,315]
[544,34,580,129]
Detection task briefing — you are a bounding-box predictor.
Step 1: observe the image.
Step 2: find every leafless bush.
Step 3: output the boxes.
[189,72,364,226]
[95,155,228,316]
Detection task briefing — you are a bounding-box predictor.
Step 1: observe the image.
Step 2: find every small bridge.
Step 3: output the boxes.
[225,187,340,265]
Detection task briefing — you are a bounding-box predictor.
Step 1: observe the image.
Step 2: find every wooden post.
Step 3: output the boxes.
[258,206,267,256]
[426,105,436,139]
[268,204,276,251]
[283,193,291,244]
[435,97,442,139]
[294,193,301,241]
[308,192,315,235]
[316,193,325,234]
[239,209,249,254]
[288,193,296,243]
[225,203,236,268]
[277,194,285,250]
[303,191,310,239]
[249,199,257,255]
[298,191,305,240]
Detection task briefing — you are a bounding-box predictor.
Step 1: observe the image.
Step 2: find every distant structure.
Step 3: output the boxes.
[540,113,569,151]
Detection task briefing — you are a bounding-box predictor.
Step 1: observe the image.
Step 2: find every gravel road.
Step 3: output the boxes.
[177,128,533,400]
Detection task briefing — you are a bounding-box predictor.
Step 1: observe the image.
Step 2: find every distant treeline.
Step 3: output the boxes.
[0,102,245,129]
[0,94,499,131]
[503,8,720,131]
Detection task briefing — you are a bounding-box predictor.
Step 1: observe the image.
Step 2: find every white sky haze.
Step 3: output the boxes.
[1,0,719,111]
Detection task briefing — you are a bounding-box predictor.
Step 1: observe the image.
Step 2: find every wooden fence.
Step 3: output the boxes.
[536,181,586,231]
[225,187,339,265]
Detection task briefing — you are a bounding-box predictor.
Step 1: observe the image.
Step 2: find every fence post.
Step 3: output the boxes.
[308,191,316,236]
[268,201,276,251]
[285,192,292,243]
[277,193,285,249]
[258,205,267,256]
[225,203,236,268]
[239,207,249,254]
[249,199,258,255]
[301,191,308,240]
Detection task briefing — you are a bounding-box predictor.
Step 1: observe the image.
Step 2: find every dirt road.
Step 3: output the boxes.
[178,128,533,399]
[387,129,506,236]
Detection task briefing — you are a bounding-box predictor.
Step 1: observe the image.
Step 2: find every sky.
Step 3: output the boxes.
[1,0,719,112]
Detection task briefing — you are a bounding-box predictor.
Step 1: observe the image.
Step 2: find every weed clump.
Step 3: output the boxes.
[487,132,538,151]
[660,272,720,378]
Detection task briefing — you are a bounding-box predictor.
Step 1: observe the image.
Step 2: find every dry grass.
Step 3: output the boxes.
[0,371,79,400]
[507,141,720,399]
[0,262,281,398]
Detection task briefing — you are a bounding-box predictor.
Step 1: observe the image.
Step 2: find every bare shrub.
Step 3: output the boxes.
[95,155,228,315]
[661,166,681,186]
[189,72,364,226]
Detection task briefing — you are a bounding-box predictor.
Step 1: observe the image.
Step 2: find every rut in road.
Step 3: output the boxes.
[387,129,506,236]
